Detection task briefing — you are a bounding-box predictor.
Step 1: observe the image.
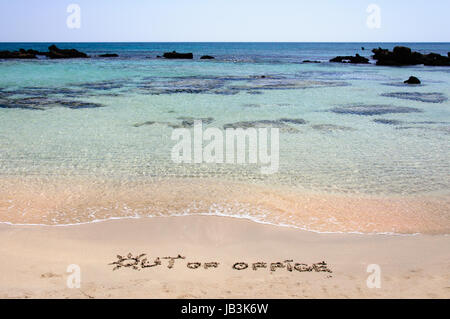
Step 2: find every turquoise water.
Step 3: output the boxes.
[1,43,449,194]
[0,43,449,230]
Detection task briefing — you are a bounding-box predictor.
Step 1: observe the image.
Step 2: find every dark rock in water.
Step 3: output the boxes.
[211,89,240,95]
[302,60,321,63]
[374,119,449,126]
[22,49,48,56]
[0,94,104,110]
[311,124,356,131]
[381,92,447,103]
[8,87,87,98]
[0,46,91,60]
[47,45,89,59]
[223,120,273,129]
[404,76,421,84]
[76,80,124,91]
[99,53,119,58]
[200,55,215,60]
[232,79,349,91]
[133,121,156,127]
[372,46,450,66]
[180,120,194,127]
[0,96,53,110]
[0,104,44,110]
[1,96,41,109]
[57,100,103,109]
[330,54,369,64]
[361,47,365,51]
[381,82,422,87]
[330,104,422,116]
[422,53,450,66]
[15,97,51,106]
[0,45,88,59]
[279,118,308,125]
[373,119,404,125]
[395,126,450,134]
[176,116,214,125]
[134,118,214,129]
[0,50,37,59]
[21,49,37,55]
[137,75,347,96]
[163,51,193,59]
[134,121,182,128]
[411,121,450,125]
[0,98,44,110]
[247,91,263,95]
[372,46,420,66]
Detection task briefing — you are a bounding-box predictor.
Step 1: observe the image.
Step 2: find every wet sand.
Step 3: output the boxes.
[0,215,449,299]
[1,177,449,234]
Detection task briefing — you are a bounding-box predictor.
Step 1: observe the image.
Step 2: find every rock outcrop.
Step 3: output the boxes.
[200,55,215,60]
[163,51,193,59]
[404,76,421,84]
[0,45,90,60]
[330,54,369,64]
[47,45,89,59]
[372,46,450,66]
[0,50,37,59]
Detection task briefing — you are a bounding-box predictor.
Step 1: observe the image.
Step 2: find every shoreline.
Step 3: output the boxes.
[0,215,449,299]
[0,214,427,236]
[1,177,449,235]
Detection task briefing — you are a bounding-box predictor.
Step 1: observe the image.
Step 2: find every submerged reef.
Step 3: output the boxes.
[330,104,422,116]
[381,92,448,103]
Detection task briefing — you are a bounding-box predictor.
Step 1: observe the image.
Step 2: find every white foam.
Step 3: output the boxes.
[0,210,421,237]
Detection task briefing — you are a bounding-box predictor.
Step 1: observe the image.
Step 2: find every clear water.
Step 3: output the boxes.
[0,43,449,232]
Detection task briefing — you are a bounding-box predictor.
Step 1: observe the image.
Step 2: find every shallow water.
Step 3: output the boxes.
[1,43,449,233]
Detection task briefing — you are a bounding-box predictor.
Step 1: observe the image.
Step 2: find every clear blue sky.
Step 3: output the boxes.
[0,0,448,42]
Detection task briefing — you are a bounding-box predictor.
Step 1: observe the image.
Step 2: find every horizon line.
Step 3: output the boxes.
[1,41,449,44]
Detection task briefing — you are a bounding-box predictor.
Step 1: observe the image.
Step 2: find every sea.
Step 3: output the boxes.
[0,42,449,233]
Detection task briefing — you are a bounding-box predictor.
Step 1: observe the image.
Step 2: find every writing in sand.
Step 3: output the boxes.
[109,253,332,273]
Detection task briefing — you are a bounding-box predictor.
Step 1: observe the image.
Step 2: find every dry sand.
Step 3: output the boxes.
[0,215,449,299]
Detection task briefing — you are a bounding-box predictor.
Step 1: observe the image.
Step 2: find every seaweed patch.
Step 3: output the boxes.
[0,95,104,110]
[330,104,422,116]
[373,119,405,125]
[133,117,214,128]
[223,119,306,133]
[311,124,356,131]
[381,92,447,103]
[135,75,349,96]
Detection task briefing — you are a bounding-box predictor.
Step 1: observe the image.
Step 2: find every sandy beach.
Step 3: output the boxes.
[0,215,448,299]
[1,0,450,305]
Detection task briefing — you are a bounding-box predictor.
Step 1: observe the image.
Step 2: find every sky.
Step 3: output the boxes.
[0,0,448,42]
